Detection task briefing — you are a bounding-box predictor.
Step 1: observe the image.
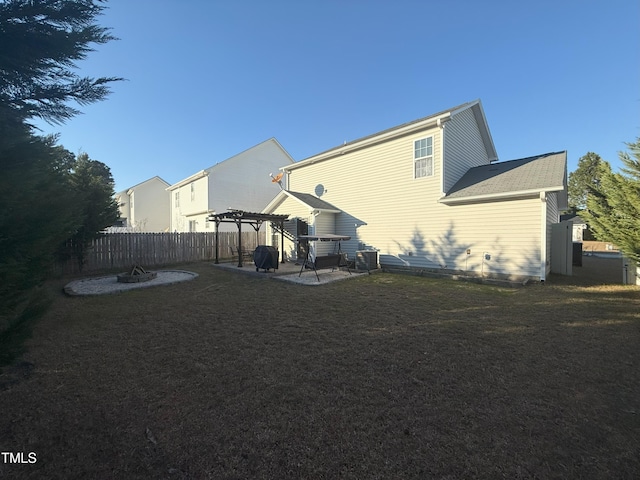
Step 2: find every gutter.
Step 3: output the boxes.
[439,185,565,205]
[283,191,342,213]
[166,170,208,191]
[284,114,451,171]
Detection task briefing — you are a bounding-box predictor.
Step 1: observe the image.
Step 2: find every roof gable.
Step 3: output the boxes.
[206,137,294,174]
[442,151,567,204]
[262,190,341,214]
[283,100,496,171]
[120,176,170,195]
[285,191,341,212]
[168,138,294,191]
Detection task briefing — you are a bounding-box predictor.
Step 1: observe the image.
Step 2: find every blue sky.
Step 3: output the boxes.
[34,0,639,193]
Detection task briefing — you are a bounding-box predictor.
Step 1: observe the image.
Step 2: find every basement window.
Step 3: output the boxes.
[414,136,433,178]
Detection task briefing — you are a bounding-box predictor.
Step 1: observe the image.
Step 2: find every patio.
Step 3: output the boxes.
[212,259,368,285]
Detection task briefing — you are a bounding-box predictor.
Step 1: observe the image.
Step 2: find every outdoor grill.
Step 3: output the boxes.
[253,245,279,272]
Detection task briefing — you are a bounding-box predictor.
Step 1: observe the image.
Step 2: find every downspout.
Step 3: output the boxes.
[540,192,547,282]
[437,117,447,196]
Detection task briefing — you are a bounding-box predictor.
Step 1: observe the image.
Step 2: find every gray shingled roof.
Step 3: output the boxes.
[443,152,566,202]
[286,191,341,211]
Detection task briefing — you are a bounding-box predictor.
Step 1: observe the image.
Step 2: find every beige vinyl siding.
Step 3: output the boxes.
[269,196,313,261]
[443,108,492,192]
[276,108,551,279]
[286,126,443,267]
[311,212,337,257]
[439,197,543,278]
[284,119,545,278]
[291,126,442,240]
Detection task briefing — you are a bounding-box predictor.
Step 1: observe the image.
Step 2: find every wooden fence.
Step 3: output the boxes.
[56,231,266,275]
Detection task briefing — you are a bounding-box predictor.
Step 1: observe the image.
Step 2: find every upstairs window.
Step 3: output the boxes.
[175,191,180,208]
[190,183,195,201]
[414,137,433,178]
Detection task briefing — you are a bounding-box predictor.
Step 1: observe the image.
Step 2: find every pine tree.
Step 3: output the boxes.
[0,0,122,125]
[66,152,120,269]
[583,139,640,263]
[0,0,121,367]
[567,152,604,212]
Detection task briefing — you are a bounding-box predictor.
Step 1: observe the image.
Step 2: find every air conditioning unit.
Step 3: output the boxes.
[356,250,378,272]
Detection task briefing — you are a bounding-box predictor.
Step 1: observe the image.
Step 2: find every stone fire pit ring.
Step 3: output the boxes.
[64,270,198,296]
[117,265,158,283]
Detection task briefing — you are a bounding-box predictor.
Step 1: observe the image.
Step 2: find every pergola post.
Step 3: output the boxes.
[209,210,289,267]
[214,218,219,264]
[235,215,243,267]
[280,220,285,263]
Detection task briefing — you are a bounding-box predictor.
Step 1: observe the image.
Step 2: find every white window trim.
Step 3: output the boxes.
[413,136,434,179]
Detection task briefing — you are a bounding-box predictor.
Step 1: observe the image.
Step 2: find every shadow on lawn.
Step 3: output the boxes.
[548,255,624,286]
[0,261,638,479]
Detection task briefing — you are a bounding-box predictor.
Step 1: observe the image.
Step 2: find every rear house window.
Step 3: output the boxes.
[414,137,433,178]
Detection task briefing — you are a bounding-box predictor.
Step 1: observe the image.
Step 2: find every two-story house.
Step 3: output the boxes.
[168,138,294,232]
[113,176,171,232]
[264,100,567,281]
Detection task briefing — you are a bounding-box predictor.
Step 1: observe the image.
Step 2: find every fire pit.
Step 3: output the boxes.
[116,265,157,283]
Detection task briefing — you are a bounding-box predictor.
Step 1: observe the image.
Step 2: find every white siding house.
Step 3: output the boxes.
[113,176,170,232]
[167,138,294,232]
[264,100,568,281]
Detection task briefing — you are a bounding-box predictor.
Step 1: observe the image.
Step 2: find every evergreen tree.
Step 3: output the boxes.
[0,0,120,367]
[583,139,640,263]
[66,152,119,269]
[0,128,79,311]
[567,152,604,212]
[0,0,120,292]
[0,0,122,125]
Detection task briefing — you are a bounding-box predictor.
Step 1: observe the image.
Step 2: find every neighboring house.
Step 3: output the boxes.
[112,176,171,232]
[563,214,588,242]
[264,100,568,281]
[167,138,294,232]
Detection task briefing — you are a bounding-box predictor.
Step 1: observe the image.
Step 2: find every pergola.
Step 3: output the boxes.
[207,209,290,267]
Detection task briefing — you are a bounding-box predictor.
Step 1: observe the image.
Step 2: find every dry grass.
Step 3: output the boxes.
[1,257,639,479]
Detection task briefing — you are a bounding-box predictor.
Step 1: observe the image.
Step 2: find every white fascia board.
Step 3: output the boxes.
[312,208,341,214]
[166,170,208,191]
[269,137,296,164]
[124,175,170,193]
[449,99,480,116]
[262,191,288,214]
[284,114,451,171]
[439,186,566,205]
[183,209,214,217]
[282,191,341,213]
[454,99,498,162]
[207,138,294,174]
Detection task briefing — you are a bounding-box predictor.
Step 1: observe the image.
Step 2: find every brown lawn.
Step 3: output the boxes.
[0,257,639,479]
